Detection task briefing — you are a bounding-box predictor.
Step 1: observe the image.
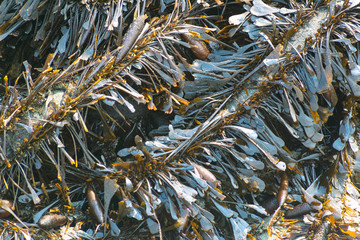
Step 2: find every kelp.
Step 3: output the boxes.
[1,0,360,239]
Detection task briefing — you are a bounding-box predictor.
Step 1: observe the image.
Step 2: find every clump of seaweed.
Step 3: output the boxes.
[1,0,360,239]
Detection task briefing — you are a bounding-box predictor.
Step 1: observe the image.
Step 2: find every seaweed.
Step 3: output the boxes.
[1,0,360,239]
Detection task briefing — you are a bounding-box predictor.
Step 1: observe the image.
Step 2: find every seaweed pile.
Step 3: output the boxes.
[1,0,360,239]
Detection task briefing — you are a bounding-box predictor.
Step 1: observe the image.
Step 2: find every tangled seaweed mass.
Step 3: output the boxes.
[1,0,360,239]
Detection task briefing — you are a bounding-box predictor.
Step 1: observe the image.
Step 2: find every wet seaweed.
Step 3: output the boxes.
[1,0,360,239]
